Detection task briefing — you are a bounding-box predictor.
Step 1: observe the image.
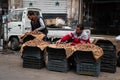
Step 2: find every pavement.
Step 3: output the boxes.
[0,50,120,80]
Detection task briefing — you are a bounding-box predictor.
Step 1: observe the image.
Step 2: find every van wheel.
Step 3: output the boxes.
[10,38,19,50]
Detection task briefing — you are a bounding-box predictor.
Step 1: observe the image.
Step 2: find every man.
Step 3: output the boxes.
[56,24,90,45]
[56,17,65,27]
[27,11,48,35]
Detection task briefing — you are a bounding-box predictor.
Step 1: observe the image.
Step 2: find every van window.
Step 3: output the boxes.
[8,10,23,22]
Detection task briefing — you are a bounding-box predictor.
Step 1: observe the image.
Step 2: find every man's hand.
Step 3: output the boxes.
[56,39,61,44]
[33,29,38,32]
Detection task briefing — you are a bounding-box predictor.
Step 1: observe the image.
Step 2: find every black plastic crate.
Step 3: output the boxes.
[101,67,116,73]
[23,57,43,60]
[101,64,116,69]
[22,46,44,59]
[23,61,44,65]
[102,56,116,60]
[100,63,116,73]
[103,50,116,54]
[48,59,69,67]
[47,59,70,72]
[97,44,115,51]
[101,64,116,68]
[46,47,66,60]
[100,58,117,73]
[47,66,69,72]
[117,55,120,67]
[102,53,116,58]
[95,40,114,45]
[76,61,100,77]
[101,56,117,60]
[48,55,66,60]
[23,58,45,69]
[73,51,96,63]
[23,59,44,64]
[101,61,116,65]
[95,40,116,51]
[23,63,45,69]
[101,58,117,64]
[23,57,44,61]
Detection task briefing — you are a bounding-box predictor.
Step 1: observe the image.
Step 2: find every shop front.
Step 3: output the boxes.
[83,0,120,35]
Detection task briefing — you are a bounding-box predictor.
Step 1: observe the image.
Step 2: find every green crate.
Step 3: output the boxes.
[76,61,100,77]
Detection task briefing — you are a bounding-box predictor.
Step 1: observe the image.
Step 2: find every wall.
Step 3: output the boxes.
[67,0,83,26]
[8,0,23,10]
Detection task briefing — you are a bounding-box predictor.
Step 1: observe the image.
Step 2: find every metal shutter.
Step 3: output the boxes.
[23,0,67,13]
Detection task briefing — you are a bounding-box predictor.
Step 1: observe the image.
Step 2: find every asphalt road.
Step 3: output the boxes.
[0,50,120,80]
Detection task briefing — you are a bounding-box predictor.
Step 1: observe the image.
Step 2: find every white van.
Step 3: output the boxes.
[5,8,43,50]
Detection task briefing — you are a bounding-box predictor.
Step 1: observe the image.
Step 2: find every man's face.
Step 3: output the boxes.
[76,27,82,34]
[27,15,33,20]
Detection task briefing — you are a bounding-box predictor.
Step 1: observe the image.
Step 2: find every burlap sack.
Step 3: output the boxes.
[73,44,103,60]
[20,39,49,53]
[47,44,74,58]
[19,30,45,43]
[44,44,74,65]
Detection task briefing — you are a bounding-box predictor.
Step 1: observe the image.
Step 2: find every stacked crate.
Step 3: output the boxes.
[46,47,70,72]
[22,46,45,69]
[73,51,100,77]
[117,52,120,67]
[96,40,117,73]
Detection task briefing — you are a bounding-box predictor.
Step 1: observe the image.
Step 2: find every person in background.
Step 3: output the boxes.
[56,24,90,45]
[2,10,7,24]
[56,17,65,27]
[27,11,48,36]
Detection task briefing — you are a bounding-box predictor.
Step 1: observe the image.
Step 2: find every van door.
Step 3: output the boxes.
[23,10,31,33]
[7,10,23,37]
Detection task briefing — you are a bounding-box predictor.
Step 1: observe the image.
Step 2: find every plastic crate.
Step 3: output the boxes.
[102,53,116,58]
[47,66,69,72]
[101,57,117,64]
[23,58,44,64]
[22,46,44,59]
[47,59,70,72]
[101,67,116,73]
[73,51,96,63]
[103,50,116,54]
[95,40,116,51]
[48,59,69,67]
[95,40,114,45]
[101,64,116,68]
[76,61,100,77]
[23,58,45,69]
[23,62,45,69]
[100,58,117,73]
[23,61,45,65]
[46,47,66,60]
[97,44,115,51]
[100,61,116,73]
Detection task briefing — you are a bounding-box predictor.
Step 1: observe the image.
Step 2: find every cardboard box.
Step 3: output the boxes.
[45,19,56,26]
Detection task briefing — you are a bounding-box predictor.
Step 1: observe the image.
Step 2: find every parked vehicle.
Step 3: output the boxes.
[4,8,42,50]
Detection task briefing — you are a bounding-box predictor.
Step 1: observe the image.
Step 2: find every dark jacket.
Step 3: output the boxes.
[31,17,48,35]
